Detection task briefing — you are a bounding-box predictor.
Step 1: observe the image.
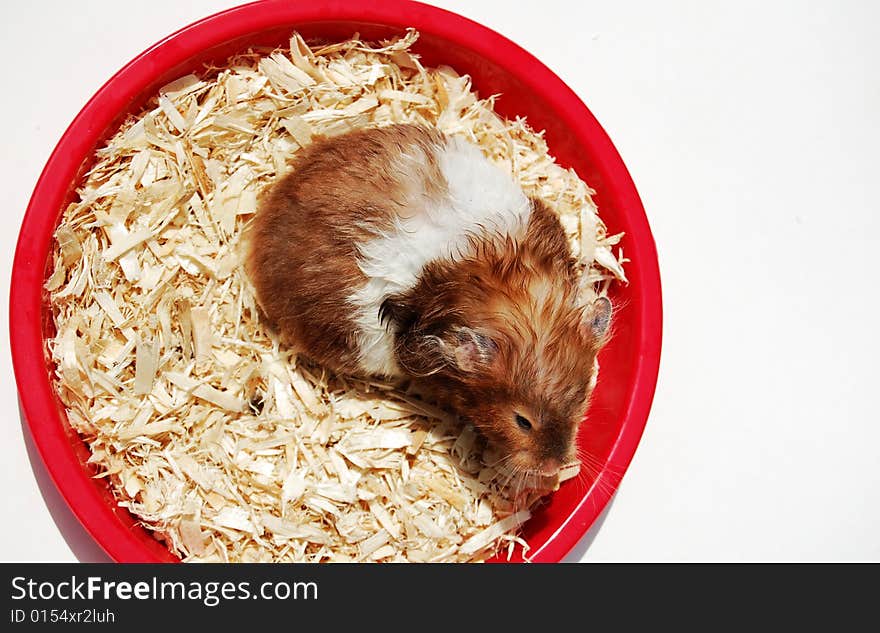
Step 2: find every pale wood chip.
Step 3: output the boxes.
[179,519,209,555]
[213,507,256,533]
[281,116,314,147]
[165,372,243,412]
[460,510,531,555]
[45,28,623,565]
[55,225,83,267]
[103,227,153,261]
[133,336,158,395]
[189,307,214,362]
[559,461,581,482]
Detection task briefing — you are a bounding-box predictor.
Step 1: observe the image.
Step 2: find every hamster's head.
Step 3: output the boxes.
[391,293,613,477]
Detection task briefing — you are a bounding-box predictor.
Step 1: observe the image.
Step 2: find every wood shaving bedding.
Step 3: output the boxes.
[45,30,628,563]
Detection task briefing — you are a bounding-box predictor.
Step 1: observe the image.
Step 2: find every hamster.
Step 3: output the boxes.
[246,124,612,477]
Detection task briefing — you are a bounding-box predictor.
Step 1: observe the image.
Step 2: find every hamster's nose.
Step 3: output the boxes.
[538,458,561,477]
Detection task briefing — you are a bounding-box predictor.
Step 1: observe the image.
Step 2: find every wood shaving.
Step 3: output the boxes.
[45,30,627,563]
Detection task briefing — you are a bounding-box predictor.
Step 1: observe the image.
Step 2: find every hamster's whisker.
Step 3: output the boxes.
[485,452,514,470]
[573,447,620,498]
[493,457,521,490]
[576,445,625,478]
[511,467,531,509]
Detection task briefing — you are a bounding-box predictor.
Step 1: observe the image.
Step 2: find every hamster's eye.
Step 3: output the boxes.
[515,414,532,431]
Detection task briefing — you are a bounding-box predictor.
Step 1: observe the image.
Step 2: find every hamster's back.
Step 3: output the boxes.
[246,124,532,376]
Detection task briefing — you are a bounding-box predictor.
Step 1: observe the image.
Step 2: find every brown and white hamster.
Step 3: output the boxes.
[246,124,612,477]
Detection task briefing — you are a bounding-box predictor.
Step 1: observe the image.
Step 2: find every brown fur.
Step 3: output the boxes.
[382,198,609,473]
[247,124,611,475]
[246,124,445,373]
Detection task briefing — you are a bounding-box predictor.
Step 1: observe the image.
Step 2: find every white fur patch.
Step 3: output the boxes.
[348,136,531,376]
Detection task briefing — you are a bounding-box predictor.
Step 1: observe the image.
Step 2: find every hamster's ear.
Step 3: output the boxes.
[582,296,612,340]
[449,327,498,373]
[395,327,497,377]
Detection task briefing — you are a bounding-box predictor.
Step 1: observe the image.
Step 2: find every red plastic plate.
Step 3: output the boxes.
[10,0,662,562]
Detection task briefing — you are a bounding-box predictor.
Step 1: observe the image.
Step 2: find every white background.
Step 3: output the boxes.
[2,0,878,562]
